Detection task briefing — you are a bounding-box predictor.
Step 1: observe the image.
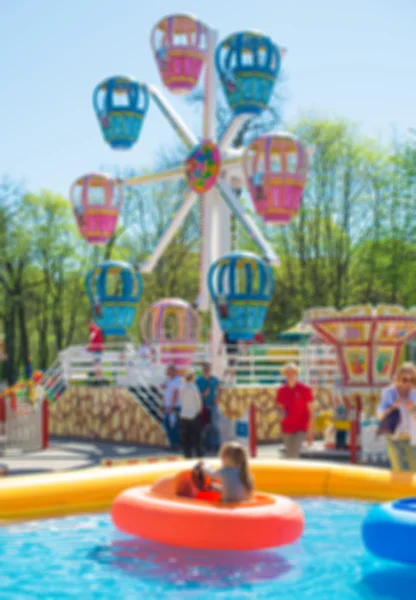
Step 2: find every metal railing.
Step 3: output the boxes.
[55,341,339,388]
[220,342,338,387]
[39,356,66,402]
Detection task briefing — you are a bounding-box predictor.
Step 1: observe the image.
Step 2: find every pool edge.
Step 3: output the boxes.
[0,460,414,522]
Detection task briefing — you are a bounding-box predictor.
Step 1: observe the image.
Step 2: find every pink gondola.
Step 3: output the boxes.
[151,14,208,94]
[243,132,309,224]
[70,173,122,244]
[141,298,201,369]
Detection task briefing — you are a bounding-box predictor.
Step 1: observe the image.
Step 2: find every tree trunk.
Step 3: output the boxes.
[36,293,49,370]
[17,293,30,377]
[3,302,17,384]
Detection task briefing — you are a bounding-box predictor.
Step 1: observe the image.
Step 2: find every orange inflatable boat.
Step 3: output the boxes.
[111,470,304,551]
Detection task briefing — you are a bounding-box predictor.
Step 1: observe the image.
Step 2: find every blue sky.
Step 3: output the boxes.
[0,0,414,197]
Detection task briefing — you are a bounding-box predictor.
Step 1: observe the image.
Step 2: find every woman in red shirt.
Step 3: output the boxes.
[276,363,314,459]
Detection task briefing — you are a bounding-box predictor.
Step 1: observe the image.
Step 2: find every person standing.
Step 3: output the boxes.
[88,321,104,354]
[253,332,265,345]
[162,365,182,450]
[179,370,203,458]
[87,321,104,385]
[196,362,221,452]
[377,362,416,472]
[276,363,314,459]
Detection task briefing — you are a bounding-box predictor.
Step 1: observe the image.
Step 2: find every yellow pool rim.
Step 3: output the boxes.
[0,460,415,523]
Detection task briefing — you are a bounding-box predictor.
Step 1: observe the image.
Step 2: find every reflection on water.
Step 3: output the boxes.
[359,566,416,600]
[91,538,293,588]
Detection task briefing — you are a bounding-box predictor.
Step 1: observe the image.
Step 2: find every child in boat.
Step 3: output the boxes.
[193,441,254,503]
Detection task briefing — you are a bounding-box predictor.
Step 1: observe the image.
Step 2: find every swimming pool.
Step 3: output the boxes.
[0,499,414,600]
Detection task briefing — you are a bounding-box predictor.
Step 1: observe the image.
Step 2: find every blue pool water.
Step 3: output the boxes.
[0,499,415,600]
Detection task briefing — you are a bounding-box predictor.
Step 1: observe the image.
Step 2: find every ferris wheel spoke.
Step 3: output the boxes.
[123,164,184,187]
[219,114,252,152]
[215,179,279,266]
[139,190,198,273]
[148,86,198,149]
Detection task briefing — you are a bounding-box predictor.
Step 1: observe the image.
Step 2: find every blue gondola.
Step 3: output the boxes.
[208,251,274,341]
[93,76,149,150]
[85,261,143,336]
[215,31,281,116]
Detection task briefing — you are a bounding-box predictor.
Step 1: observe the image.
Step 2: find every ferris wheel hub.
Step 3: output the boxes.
[185,140,221,194]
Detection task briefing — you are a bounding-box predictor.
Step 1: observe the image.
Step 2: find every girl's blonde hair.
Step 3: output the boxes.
[394,362,416,384]
[220,442,254,493]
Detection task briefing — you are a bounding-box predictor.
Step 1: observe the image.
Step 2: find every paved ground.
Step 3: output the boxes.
[0,437,360,476]
[0,437,178,475]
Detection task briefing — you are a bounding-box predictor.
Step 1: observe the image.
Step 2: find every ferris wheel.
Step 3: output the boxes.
[70,14,309,351]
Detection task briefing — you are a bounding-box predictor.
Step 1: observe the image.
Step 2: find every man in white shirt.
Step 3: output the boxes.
[162,365,182,449]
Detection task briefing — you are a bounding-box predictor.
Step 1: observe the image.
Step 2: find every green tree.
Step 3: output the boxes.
[25,191,89,364]
[264,119,416,333]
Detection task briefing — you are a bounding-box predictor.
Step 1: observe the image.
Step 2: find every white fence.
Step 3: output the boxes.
[55,341,339,389]
[225,342,338,387]
[59,344,166,389]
